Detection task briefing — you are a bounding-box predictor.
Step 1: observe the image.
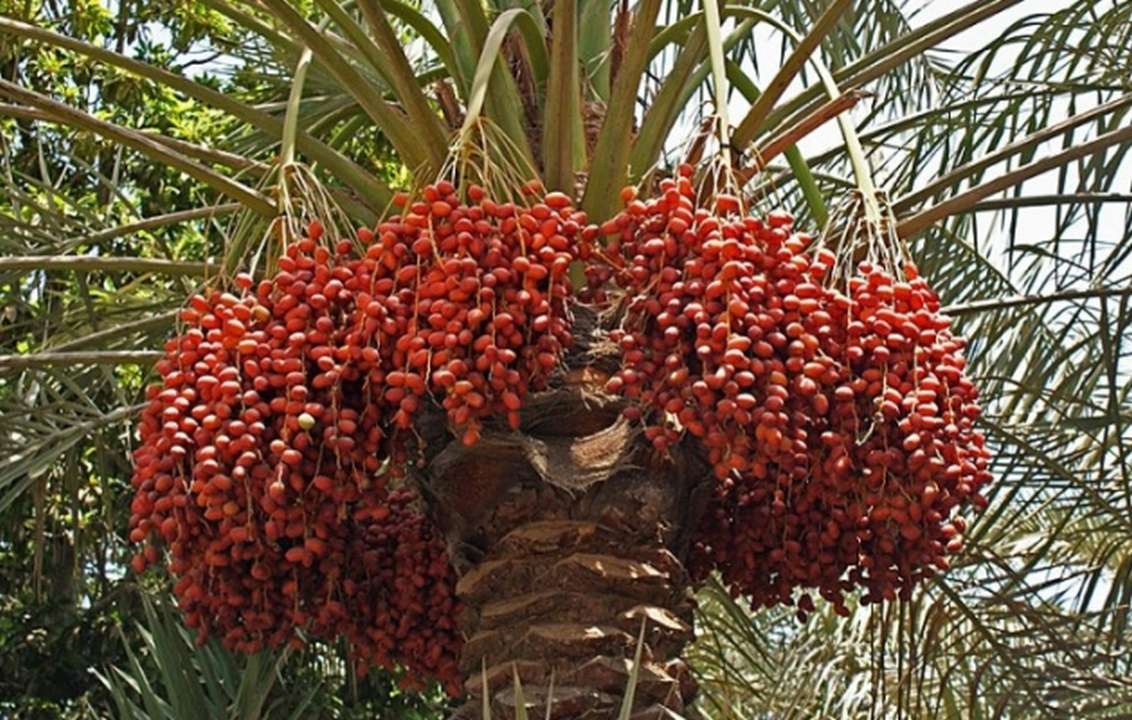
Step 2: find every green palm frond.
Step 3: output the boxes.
[95,593,320,720]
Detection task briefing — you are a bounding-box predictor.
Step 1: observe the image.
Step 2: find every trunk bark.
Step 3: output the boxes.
[419,327,710,719]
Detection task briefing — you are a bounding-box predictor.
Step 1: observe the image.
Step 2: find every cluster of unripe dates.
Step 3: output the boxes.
[592,166,991,617]
[129,182,584,693]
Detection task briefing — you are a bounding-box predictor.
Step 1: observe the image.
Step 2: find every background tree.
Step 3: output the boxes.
[0,0,1129,717]
[0,1,446,717]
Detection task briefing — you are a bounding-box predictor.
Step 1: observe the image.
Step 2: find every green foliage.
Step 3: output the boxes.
[0,1,416,716]
[94,593,451,720]
[95,594,314,720]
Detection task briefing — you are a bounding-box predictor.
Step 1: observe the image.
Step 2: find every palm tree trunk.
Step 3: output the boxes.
[422,326,709,719]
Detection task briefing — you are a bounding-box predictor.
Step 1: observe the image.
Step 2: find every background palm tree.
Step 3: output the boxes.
[0,0,1130,717]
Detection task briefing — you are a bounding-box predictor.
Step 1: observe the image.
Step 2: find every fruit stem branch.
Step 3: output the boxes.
[702,0,731,168]
[838,113,882,224]
[280,42,316,169]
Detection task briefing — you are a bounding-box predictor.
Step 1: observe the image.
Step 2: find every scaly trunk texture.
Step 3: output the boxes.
[421,321,709,719]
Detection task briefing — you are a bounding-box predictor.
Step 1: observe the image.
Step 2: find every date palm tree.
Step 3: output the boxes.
[1,0,1130,717]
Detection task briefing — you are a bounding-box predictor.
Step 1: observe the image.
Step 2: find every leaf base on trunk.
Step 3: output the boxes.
[424,373,707,719]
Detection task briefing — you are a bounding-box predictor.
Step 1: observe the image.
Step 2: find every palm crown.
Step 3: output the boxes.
[0,0,1130,717]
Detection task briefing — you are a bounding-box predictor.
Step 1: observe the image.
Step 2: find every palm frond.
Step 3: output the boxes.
[95,593,319,720]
